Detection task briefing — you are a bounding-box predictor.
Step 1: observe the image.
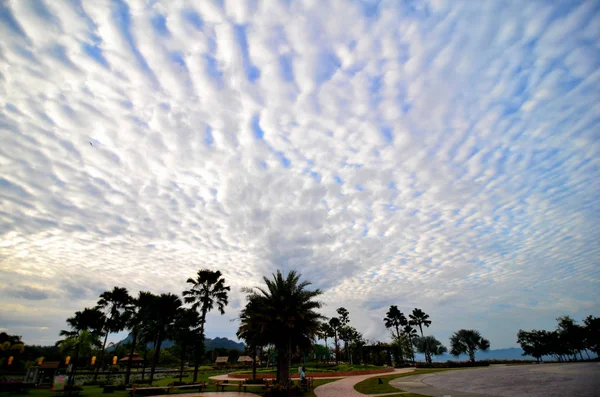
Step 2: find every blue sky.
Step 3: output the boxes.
[0,0,599,349]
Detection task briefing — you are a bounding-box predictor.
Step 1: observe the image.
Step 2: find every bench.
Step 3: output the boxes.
[127,382,207,396]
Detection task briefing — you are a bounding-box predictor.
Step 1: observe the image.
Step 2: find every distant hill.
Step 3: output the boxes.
[110,334,244,352]
[414,347,537,362]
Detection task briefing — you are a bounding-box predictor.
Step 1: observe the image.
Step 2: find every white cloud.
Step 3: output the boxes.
[0,0,599,349]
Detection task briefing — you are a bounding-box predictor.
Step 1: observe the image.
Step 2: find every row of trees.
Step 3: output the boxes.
[58,270,231,385]
[517,315,599,362]
[383,306,491,363]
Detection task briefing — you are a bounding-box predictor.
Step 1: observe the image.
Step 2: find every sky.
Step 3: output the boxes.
[0,0,599,350]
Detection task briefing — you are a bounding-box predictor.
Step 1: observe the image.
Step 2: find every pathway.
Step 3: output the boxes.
[314,368,414,397]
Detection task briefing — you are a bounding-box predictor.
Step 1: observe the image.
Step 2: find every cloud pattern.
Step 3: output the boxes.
[0,0,599,347]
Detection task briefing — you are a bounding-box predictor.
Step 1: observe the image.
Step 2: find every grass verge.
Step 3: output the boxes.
[353,368,462,395]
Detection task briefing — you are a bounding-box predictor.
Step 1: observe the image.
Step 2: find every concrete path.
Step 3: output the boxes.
[208,374,345,381]
[314,368,414,397]
[390,363,600,397]
[170,393,259,397]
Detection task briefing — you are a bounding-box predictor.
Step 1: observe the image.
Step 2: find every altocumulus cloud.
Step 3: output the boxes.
[0,0,599,348]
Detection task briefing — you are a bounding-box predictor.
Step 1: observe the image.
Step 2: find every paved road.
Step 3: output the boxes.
[390,363,600,397]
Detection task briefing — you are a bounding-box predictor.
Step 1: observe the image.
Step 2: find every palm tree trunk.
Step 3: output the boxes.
[278,341,291,388]
[141,349,147,380]
[334,332,339,365]
[179,346,185,383]
[251,345,257,380]
[93,328,110,381]
[149,333,163,384]
[469,350,475,363]
[193,311,207,383]
[67,340,81,397]
[125,330,138,384]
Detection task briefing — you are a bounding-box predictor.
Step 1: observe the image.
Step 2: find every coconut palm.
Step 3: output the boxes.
[237,270,324,387]
[123,291,157,384]
[449,329,490,362]
[183,269,230,382]
[95,287,132,380]
[148,293,183,383]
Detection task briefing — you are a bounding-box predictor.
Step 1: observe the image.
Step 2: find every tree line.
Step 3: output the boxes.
[6,268,597,391]
[517,315,599,362]
[383,306,490,364]
[56,269,230,386]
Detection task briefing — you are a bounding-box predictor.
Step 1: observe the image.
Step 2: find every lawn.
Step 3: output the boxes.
[353,368,462,395]
[7,376,340,397]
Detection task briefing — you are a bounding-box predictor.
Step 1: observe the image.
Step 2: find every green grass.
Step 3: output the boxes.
[353,368,461,395]
[234,363,385,374]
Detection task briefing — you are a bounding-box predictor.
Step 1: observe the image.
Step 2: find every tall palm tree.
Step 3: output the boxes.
[95,287,132,380]
[449,329,490,363]
[183,269,230,382]
[148,293,183,383]
[123,292,157,384]
[409,308,431,362]
[237,270,324,387]
[384,306,406,340]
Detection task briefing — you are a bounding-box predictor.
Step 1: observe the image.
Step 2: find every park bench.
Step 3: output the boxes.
[127,382,206,397]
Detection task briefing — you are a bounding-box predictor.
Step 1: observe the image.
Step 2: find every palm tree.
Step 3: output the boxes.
[183,269,231,382]
[172,308,201,382]
[123,292,157,384]
[95,287,132,380]
[384,306,406,340]
[237,270,324,387]
[403,324,418,362]
[57,329,102,395]
[409,308,431,362]
[237,298,270,380]
[148,293,183,383]
[328,317,341,365]
[413,336,446,363]
[59,308,105,341]
[318,323,334,358]
[449,329,490,363]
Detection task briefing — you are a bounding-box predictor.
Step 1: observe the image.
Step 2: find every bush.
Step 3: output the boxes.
[415,361,490,368]
[0,380,26,393]
[263,383,303,397]
[64,385,83,392]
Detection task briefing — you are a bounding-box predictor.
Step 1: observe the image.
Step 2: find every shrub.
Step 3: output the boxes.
[415,361,490,368]
[0,380,26,393]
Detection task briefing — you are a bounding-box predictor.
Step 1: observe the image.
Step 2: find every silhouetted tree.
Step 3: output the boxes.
[237,270,324,387]
[449,329,490,363]
[183,269,230,382]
